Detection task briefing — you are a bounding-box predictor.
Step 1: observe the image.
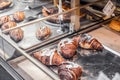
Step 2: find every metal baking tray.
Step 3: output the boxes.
[30,35,120,80]
[0,0,14,13]
[1,22,68,50]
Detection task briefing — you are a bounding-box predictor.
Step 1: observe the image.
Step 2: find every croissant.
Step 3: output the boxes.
[1,21,17,34]
[33,48,65,66]
[58,38,77,59]
[36,26,51,40]
[58,62,82,80]
[0,1,12,10]
[0,15,11,26]
[9,28,24,42]
[13,11,25,22]
[73,34,103,50]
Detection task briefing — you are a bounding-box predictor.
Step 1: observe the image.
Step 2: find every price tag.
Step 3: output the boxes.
[103,0,116,17]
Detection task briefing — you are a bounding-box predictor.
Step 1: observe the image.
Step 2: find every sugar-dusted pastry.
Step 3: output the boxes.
[36,26,51,40]
[9,28,24,42]
[33,48,65,66]
[58,38,77,59]
[73,33,103,50]
[1,21,17,34]
[58,62,82,80]
[0,15,11,26]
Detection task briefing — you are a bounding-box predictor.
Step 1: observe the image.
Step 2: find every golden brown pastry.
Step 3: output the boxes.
[1,21,17,34]
[0,15,11,26]
[58,62,82,80]
[33,48,65,66]
[58,38,77,59]
[9,28,24,42]
[13,11,25,22]
[0,1,12,10]
[73,34,103,50]
[36,26,51,40]
[109,19,120,32]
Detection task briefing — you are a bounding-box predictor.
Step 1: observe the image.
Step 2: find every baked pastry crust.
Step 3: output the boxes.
[13,11,25,22]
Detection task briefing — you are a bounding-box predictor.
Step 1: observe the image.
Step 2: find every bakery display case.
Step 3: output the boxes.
[0,0,120,80]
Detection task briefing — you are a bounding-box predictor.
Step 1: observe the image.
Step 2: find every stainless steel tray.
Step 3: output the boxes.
[1,21,68,50]
[30,35,120,80]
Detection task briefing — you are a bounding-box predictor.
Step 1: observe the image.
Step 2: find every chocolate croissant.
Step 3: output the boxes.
[33,48,65,66]
[9,28,24,42]
[0,1,12,10]
[1,21,17,34]
[58,62,82,80]
[73,34,103,50]
[13,11,25,22]
[58,38,77,59]
[0,15,11,26]
[36,26,51,40]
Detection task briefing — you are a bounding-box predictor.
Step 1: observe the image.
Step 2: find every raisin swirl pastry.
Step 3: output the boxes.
[58,38,77,59]
[0,15,11,26]
[33,48,65,66]
[13,11,25,22]
[36,26,51,40]
[1,21,16,34]
[9,28,24,42]
[58,62,82,80]
[73,33,103,50]
[0,1,12,10]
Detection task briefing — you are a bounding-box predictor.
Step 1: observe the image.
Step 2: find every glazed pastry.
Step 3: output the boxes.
[36,26,51,40]
[73,34,103,50]
[109,19,120,32]
[13,11,25,22]
[9,28,24,42]
[58,62,82,80]
[0,1,12,10]
[58,38,77,59]
[33,48,65,66]
[1,21,17,34]
[0,15,11,26]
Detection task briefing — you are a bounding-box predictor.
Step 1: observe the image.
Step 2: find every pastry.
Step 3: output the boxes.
[1,21,17,34]
[109,19,120,32]
[36,26,51,40]
[73,33,103,50]
[33,48,65,66]
[9,28,24,42]
[58,62,82,80]
[58,38,77,59]
[13,11,25,22]
[0,1,12,10]
[0,15,11,26]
